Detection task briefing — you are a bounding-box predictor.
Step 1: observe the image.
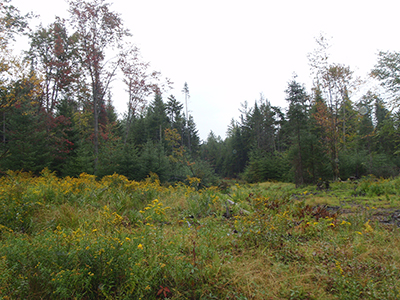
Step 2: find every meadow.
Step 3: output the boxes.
[0,170,399,299]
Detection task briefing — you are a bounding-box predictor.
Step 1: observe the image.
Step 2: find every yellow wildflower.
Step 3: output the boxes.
[364,220,374,233]
[138,244,143,250]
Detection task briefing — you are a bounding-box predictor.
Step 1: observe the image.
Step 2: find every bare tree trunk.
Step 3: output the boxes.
[3,111,5,145]
[91,65,101,175]
[296,126,304,187]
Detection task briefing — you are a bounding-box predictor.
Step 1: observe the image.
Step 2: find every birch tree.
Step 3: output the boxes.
[308,34,359,180]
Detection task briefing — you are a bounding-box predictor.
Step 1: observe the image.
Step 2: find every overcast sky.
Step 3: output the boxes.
[10,0,400,141]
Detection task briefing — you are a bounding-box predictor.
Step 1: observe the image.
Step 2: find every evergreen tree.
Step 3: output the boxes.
[166,95,184,130]
[374,96,395,155]
[126,114,147,147]
[183,115,200,156]
[308,87,332,181]
[114,142,140,180]
[285,77,309,186]
[224,121,248,178]
[200,131,225,175]
[138,140,169,181]
[0,79,51,173]
[145,93,169,142]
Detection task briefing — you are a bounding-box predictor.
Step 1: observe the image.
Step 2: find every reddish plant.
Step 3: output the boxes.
[157,285,171,298]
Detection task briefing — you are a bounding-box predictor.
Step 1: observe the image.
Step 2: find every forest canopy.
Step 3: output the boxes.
[1,0,400,186]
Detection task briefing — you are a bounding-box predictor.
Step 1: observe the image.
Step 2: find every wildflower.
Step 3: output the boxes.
[138,244,143,250]
[126,237,131,241]
[340,220,351,226]
[92,229,97,232]
[335,260,344,276]
[364,220,374,233]
[356,231,363,235]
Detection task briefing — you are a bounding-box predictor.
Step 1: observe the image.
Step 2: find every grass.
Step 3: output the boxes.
[0,170,399,299]
[291,176,400,210]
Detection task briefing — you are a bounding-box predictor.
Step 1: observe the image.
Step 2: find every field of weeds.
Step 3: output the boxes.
[0,170,399,299]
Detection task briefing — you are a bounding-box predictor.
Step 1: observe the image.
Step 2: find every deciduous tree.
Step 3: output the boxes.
[308,34,359,180]
[119,46,161,144]
[68,0,129,173]
[371,51,400,104]
[28,19,80,114]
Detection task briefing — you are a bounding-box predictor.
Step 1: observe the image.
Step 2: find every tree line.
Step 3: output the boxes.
[201,35,400,185]
[1,0,400,186]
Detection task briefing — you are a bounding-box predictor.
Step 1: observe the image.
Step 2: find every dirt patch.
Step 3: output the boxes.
[338,204,400,227]
[370,208,400,226]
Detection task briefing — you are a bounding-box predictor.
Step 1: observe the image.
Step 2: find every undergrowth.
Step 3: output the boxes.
[0,170,399,299]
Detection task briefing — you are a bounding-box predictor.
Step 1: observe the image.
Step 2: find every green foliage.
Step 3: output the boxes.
[0,171,400,299]
[2,0,400,193]
[285,78,310,186]
[351,175,400,198]
[371,153,399,178]
[243,149,290,183]
[0,82,51,173]
[371,50,400,96]
[138,140,170,181]
[189,158,218,187]
[338,150,369,179]
[114,143,141,180]
[61,139,94,176]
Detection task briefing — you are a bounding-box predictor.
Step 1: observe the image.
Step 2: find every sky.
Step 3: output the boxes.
[10,0,400,141]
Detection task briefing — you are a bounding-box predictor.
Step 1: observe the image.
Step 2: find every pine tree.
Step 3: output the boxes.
[145,93,169,142]
[285,77,309,186]
[0,79,51,173]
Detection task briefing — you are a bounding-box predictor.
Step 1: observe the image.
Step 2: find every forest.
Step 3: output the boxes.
[1,0,400,186]
[2,1,400,299]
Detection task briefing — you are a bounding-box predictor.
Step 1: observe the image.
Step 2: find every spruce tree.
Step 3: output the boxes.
[285,78,309,186]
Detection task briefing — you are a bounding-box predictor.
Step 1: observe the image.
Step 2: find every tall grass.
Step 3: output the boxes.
[0,170,399,299]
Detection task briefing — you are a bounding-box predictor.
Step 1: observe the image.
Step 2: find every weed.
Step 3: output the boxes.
[0,171,399,299]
